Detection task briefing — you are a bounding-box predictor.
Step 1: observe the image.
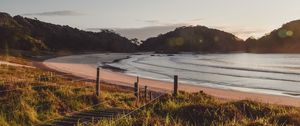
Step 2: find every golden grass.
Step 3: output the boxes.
[92,92,300,126]
[0,63,136,125]
[0,55,32,66]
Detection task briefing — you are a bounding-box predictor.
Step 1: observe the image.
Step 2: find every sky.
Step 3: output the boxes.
[1,0,300,40]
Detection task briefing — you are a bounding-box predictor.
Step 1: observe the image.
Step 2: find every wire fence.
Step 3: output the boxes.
[34,87,167,126]
[0,49,179,125]
[0,72,105,124]
[114,92,166,123]
[0,67,175,125]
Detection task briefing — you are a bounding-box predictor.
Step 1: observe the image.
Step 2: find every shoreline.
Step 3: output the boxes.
[42,53,300,107]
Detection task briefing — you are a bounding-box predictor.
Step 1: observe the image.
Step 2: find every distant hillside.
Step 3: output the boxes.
[139,26,245,53]
[5,10,300,54]
[0,12,137,53]
[246,20,300,53]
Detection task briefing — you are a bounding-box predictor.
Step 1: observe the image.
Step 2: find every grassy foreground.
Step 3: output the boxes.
[0,61,137,126]
[0,55,32,65]
[92,92,300,126]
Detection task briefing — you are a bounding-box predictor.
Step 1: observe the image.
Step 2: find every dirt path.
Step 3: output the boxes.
[0,61,35,68]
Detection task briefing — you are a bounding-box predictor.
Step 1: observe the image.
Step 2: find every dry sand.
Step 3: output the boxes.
[44,53,300,107]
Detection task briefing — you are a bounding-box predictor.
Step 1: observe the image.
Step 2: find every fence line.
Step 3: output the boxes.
[32,81,167,125]
[114,92,166,123]
[1,66,179,125]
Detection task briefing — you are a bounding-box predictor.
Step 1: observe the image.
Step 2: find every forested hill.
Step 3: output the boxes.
[4,10,300,54]
[246,20,300,53]
[0,12,137,53]
[139,26,245,53]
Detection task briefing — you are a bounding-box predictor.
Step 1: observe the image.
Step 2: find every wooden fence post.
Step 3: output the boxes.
[96,67,100,96]
[149,91,152,101]
[173,75,178,96]
[134,82,139,101]
[144,86,148,102]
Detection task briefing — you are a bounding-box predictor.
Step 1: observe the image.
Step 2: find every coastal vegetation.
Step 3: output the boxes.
[139,26,245,53]
[89,92,300,126]
[0,57,137,125]
[0,12,137,53]
[2,11,300,53]
[1,10,300,126]
[246,20,300,53]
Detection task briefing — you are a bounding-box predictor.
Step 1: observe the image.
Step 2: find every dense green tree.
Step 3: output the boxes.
[139,26,245,53]
[0,12,137,53]
[246,20,300,53]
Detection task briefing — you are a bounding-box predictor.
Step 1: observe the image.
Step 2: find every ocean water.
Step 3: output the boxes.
[107,53,300,98]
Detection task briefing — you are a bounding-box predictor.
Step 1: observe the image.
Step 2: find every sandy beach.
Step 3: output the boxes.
[43,53,300,107]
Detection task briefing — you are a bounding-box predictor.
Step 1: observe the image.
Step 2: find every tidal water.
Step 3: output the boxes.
[107,53,300,98]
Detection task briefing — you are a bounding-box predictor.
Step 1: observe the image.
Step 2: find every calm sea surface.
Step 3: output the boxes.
[107,53,300,98]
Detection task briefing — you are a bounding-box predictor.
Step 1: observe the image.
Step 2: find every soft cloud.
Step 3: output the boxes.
[140,20,160,24]
[136,19,171,26]
[137,18,204,26]
[22,10,84,16]
[189,18,204,22]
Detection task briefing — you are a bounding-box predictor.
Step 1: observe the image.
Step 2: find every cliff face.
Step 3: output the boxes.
[139,26,245,53]
[246,20,300,53]
[0,12,137,53]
